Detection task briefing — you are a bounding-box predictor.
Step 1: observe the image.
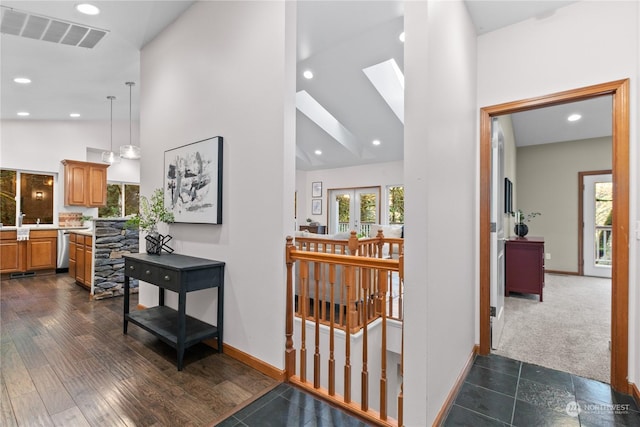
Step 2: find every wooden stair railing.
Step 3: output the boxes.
[285,236,404,427]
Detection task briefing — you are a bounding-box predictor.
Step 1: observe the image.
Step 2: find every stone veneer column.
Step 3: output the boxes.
[93,219,139,300]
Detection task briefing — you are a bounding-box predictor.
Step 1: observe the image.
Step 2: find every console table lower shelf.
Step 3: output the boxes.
[125,306,219,352]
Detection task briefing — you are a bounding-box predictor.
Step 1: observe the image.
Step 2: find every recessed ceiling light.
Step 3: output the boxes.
[399,32,405,43]
[303,70,314,79]
[70,113,81,118]
[567,113,582,122]
[17,112,30,117]
[76,3,100,15]
[372,139,381,146]
[14,77,31,84]
[314,150,322,155]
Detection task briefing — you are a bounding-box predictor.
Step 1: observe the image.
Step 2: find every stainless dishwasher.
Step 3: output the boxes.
[57,230,70,270]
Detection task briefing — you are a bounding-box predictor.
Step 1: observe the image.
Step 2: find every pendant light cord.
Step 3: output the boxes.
[108,95,115,151]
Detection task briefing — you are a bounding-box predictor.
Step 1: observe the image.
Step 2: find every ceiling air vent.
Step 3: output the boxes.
[0,6,108,49]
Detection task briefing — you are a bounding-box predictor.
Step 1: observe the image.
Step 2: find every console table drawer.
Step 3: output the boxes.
[125,259,180,291]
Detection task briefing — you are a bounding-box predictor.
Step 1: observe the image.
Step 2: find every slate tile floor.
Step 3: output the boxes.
[215,383,372,426]
[443,354,640,427]
[215,354,640,426]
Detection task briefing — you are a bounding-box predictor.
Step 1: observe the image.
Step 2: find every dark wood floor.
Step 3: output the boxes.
[0,274,279,426]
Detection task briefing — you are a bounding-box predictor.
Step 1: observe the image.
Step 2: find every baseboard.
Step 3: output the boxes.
[203,339,285,381]
[545,269,580,276]
[134,303,285,381]
[432,344,479,427]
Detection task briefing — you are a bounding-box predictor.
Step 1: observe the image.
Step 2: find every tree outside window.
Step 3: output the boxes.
[388,186,404,224]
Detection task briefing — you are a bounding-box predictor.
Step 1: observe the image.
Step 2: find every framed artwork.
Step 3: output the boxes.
[312,199,322,215]
[312,181,322,198]
[164,136,223,224]
[504,177,513,214]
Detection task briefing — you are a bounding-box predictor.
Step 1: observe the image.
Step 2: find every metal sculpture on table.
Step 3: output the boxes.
[145,233,174,255]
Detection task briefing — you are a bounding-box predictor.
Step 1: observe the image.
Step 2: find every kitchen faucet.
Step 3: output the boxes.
[17,212,25,227]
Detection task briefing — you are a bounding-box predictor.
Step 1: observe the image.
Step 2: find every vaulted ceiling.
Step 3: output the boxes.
[1,0,610,171]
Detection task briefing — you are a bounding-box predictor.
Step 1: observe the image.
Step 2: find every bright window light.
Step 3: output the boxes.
[363,58,405,123]
[567,113,582,122]
[76,3,100,15]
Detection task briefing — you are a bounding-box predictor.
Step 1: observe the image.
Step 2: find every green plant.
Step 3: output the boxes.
[512,209,541,224]
[81,215,93,223]
[125,188,174,233]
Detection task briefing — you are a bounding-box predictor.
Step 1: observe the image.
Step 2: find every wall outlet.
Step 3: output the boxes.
[545,253,551,260]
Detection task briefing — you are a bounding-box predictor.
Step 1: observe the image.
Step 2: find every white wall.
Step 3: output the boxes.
[404,1,477,425]
[296,160,403,225]
[139,1,296,369]
[478,0,639,386]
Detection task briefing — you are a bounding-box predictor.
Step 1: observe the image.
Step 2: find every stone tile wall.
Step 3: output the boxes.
[93,219,139,300]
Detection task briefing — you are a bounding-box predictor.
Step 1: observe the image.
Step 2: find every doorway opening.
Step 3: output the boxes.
[479,80,630,392]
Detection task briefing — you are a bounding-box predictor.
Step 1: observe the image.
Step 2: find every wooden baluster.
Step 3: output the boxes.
[300,260,308,383]
[285,237,295,380]
[376,228,384,258]
[379,268,388,420]
[314,262,321,389]
[361,268,369,412]
[328,263,336,396]
[348,230,358,255]
[344,265,354,403]
[388,271,394,319]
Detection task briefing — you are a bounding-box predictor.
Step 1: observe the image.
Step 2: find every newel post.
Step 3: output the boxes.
[285,236,296,381]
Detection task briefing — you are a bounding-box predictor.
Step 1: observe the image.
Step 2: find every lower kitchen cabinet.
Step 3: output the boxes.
[69,232,92,290]
[0,229,57,276]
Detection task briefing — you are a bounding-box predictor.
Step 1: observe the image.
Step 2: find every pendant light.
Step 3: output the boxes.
[119,81,141,159]
[101,95,120,164]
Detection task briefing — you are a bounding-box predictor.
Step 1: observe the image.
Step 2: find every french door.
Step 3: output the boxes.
[582,173,613,278]
[328,187,379,236]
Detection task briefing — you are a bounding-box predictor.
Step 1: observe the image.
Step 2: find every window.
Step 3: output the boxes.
[99,183,139,218]
[387,185,404,224]
[0,169,55,225]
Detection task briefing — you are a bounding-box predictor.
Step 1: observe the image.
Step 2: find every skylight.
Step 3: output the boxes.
[296,90,363,157]
[362,58,404,123]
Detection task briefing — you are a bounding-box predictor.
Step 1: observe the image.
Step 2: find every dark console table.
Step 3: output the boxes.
[123,253,225,370]
[505,236,544,302]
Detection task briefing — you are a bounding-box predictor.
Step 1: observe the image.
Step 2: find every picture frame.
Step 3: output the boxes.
[164,136,223,224]
[312,181,322,198]
[504,177,513,214]
[312,199,322,215]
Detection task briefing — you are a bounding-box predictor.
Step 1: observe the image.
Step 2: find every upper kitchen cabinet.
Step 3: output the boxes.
[61,160,109,207]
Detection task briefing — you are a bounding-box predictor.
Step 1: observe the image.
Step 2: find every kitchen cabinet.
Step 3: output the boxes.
[505,236,545,302]
[0,231,24,273]
[69,233,77,279]
[69,232,92,290]
[61,159,109,207]
[26,230,57,271]
[0,230,57,275]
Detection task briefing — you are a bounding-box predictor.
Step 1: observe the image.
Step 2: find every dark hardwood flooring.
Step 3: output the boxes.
[0,274,279,426]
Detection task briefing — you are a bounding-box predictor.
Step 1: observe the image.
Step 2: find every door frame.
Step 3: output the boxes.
[578,170,613,276]
[479,79,630,392]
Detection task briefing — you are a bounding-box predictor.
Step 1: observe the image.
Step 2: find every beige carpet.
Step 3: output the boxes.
[494,273,611,383]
